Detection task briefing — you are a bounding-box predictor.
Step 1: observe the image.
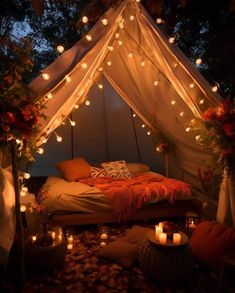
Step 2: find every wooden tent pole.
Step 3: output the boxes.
[165,153,169,177]
[10,142,25,290]
[130,108,142,163]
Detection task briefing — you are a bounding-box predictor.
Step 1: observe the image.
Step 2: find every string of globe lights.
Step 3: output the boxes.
[19,0,222,212]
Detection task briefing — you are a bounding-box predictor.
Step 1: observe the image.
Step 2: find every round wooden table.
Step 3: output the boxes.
[139,230,194,283]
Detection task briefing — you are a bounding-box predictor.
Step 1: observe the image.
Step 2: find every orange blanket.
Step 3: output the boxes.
[80,173,191,222]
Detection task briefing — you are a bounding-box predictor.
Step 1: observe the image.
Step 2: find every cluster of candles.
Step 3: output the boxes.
[67,234,74,250]
[30,228,64,245]
[155,222,181,246]
[99,227,109,247]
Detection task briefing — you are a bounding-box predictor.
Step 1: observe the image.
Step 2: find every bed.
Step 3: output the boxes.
[37,161,202,226]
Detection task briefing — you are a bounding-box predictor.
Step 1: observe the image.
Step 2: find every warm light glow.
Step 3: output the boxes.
[171,100,176,105]
[56,45,64,53]
[101,18,108,25]
[118,22,124,29]
[173,62,178,68]
[140,60,146,67]
[168,37,175,44]
[180,111,184,116]
[81,62,88,69]
[70,120,76,127]
[24,173,31,179]
[196,58,202,65]
[65,75,71,83]
[155,225,163,241]
[189,83,195,88]
[42,73,50,80]
[82,16,88,23]
[41,137,47,144]
[156,18,163,24]
[108,46,114,51]
[142,124,146,128]
[20,205,27,212]
[85,100,91,106]
[136,0,141,2]
[16,139,22,144]
[173,233,181,245]
[195,135,201,141]
[212,85,218,92]
[147,131,151,136]
[22,186,28,193]
[47,93,53,99]
[133,113,136,117]
[115,33,120,39]
[129,15,135,21]
[107,61,112,66]
[199,99,204,104]
[98,83,103,89]
[67,243,73,250]
[20,189,26,197]
[154,81,159,86]
[118,40,123,46]
[98,67,103,72]
[159,233,167,245]
[156,146,160,152]
[74,104,79,109]
[185,127,191,132]
[128,52,133,58]
[51,231,56,240]
[56,134,63,142]
[37,147,44,154]
[85,35,92,41]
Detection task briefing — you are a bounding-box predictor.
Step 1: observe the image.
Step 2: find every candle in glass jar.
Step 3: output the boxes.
[100,233,108,240]
[159,233,167,245]
[173,233,181,245]
[155,225,163,241]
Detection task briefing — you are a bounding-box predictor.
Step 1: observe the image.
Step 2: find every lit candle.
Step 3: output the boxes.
[51,231,56,240]
[189,220,196,228]
[159,233,167,245]
[32,235,37,243]
[155,225,163,241]
[159,222,165,228]
[67,243,73,250]
[173,233,181,245]
[67,235,74,244]
[58,234,63,241]
[100,233,108,240]
[100,241,107,248]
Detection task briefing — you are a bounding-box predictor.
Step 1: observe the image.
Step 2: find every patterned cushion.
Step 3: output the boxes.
[101,160,132,179]
[91,167,107,178]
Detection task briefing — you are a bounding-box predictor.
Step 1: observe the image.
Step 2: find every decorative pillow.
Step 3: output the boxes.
[189,221,235,271]
[91,167,107,178]
[101,160,132,179]
[123,225,151,245]
[56,157,91,182]
[98,240,139,269]
[126,163,150,174]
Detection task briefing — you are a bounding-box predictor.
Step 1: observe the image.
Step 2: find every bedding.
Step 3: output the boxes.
[38,172,192,222]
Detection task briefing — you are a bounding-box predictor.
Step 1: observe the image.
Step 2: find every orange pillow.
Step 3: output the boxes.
[189,221,235,271]
[56,157,91,182]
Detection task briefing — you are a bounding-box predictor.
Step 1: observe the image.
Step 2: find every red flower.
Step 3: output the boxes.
[203,108,218,121]
[3,112,16,123]
[223,122,235,137]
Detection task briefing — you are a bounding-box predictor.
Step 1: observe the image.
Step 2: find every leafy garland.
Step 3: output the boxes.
[0,36,45,163]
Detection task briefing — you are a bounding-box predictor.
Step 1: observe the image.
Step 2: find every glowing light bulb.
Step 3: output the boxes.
[156,146,160,152]
[189,83,195,88]
[107,61,112,66]
[212,85,218,92]
[156,18,163,24]
[128,52,133,58]
[142,124,146,128]
[185,127,191,132]
[37,147,44,154]
[70,120,76,127]
[20,205,27,212]
[180,111,184,116]
[42,73,50,80]
[118,40,123,45]
[85,100,91,106]
[74,104,79,109]
[173,62,178,68]
[154,81,159,86]
[57,45,64,53]
[56,135,62,142]
[98,83,103,89]
[101,18,108,25]
[81,62,88,69]
[82,16,88,23]
[141,60,146,67]
[20,189,26,197]
[196,58,202,65]
[85,35,92,41]
[22,186,28,193]
[171,100,176,105]
[47,93,53,99]
[24,173,31,179]
[119,22,124,29]
[199,99,204,105]
[108,46,114,51]
[129,15,135,21]
[168,37,175,44]
[147,131,151,136]
[98,67,103,72]
[65,76,71,83]
[41,137,47,144]
[195,135,201,141]
[16,139,22,144]
[133,113,136,117]
[115,33,120,39]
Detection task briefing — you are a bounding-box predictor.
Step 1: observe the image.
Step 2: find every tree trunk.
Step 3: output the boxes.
[10,143,25,289]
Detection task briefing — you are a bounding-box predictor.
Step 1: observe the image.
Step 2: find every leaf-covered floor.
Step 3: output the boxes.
[20,223,235,293]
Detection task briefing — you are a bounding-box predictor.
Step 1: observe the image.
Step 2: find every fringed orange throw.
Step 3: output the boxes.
[80,173,191,222]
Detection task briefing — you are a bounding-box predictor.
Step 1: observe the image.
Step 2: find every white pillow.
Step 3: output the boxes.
[101,160,132,179]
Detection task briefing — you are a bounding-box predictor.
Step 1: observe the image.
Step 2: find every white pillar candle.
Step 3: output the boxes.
[159,233,167,245]
[67,243,73,250]
[51,231,56,240]
[159,222,165,228]
[100,233,108,240]
[155,225,163,241]
[173,233,181,245]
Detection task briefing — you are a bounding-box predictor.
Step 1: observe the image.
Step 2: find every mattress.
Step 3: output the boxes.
[39,172,193,214]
